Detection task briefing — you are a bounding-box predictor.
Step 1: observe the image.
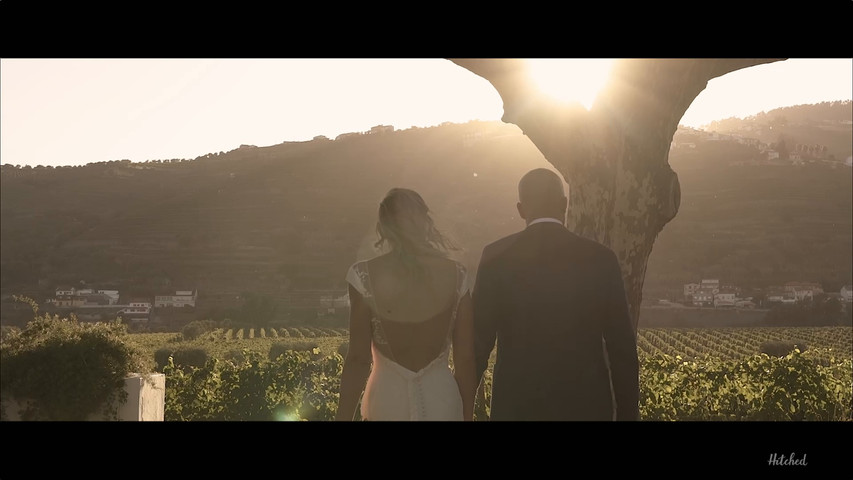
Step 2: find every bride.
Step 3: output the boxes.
[335,188,476,421]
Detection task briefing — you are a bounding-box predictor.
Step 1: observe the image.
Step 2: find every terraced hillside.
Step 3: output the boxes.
[2,111,851,318]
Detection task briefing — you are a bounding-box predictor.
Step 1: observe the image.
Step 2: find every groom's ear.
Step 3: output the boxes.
[516,202,526,220]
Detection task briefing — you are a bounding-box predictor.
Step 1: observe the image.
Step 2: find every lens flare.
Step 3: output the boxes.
[526,59,614,110]
[273,408,300,421]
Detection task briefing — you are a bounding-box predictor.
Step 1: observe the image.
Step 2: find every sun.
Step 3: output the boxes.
[526,59,615,110]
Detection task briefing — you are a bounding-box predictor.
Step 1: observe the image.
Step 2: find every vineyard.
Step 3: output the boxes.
[116,325,853,421]
[129,326,853,365]
[635,326,852,362]
[129,326,350,366]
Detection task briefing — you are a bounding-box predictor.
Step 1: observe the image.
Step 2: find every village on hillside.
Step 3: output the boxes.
[40,277,853,327]
[653,278,853,311]
[671,124,853,168]
[45,286,198,329]
[35,285,355,332]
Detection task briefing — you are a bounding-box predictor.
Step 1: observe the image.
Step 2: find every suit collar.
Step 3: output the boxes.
[526,217,565,228]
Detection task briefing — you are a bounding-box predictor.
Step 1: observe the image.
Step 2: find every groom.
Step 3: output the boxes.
[472,168,640,421]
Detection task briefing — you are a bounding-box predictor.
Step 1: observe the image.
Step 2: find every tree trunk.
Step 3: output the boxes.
[448,58,785,333]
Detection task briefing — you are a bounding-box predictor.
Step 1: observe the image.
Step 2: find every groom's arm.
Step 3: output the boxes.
[601,249,640,421]
[472,248,499,385]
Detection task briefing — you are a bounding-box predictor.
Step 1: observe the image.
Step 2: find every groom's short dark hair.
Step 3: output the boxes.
[518,168,566,210]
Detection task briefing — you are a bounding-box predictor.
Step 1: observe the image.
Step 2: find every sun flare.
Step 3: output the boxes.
[526,59,615,110]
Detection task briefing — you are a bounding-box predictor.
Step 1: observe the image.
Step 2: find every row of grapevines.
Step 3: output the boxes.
[209,326,347,341]
[636,327,852,361]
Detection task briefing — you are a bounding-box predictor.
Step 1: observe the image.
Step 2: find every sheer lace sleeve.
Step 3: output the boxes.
[346,262,369,299]
[346,261,388,345]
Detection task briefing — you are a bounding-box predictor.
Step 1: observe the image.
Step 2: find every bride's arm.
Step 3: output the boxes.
[335,284,373,421]
[452,291,476,421]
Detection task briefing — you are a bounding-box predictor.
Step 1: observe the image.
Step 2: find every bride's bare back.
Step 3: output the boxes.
[355,254,464,373]
[336,187,476,421]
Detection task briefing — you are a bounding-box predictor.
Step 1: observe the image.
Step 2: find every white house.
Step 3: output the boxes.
[55,296,85,308]
[784,282,823,302]
[700,279,720,295]
[683,283,701,299]
[123,300,152,315]
[320,292,349,314]
[55,286,75,296]
[97,290,120,305]
[154,290,197,308]
[735,299,757,309]
[693,288,715,307]
[841,285,853,303]
[765,287,796,305]
[714,291,737,308]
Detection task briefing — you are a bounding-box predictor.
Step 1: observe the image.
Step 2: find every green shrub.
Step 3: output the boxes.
[223,349,247,364]
[1,299,153,421]
[172,347,209,370]
[154,347,176,372]
[164,349,343,421]
[181,319,218,341]
[0,325,21,343]
[639,349,850,421]
[268,343,288,362]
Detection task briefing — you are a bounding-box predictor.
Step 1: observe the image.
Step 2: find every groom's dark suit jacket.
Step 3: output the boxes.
[473,221,639,421]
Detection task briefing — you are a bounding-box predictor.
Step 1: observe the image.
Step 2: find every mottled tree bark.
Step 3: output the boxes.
[449,58,785,333]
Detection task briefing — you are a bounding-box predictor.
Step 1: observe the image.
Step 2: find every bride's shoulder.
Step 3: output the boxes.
[346,260,361,273]
[430,256,466,272]
[444,257,466,270]
[350,254,389,273]
[443,259,468,282]
[348,260,369,278]
[346,259,373,295]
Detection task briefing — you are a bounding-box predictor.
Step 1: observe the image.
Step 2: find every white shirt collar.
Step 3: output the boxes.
[527,217,564,227]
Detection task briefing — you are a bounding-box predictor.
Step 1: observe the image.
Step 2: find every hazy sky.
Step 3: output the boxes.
[2,58,851,168]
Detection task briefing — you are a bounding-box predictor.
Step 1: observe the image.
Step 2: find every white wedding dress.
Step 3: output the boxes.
[346,259,469,421]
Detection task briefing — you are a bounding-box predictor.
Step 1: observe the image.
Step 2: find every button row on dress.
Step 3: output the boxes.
[415,377,427,419]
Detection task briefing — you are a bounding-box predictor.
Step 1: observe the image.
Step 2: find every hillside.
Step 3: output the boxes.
[1,121,554,299]
[703,100,853,161]
[1,104,851,313]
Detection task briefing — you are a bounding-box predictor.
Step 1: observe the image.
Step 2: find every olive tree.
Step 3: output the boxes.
[449,58,785,332]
